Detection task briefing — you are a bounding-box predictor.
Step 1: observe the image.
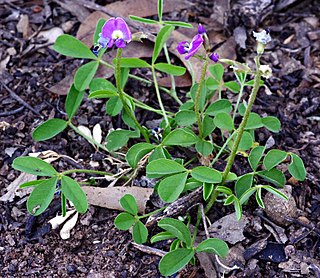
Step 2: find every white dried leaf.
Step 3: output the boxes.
[29,150,60,163]
[48,210,76,230]
[60,212,79,240]
[38,27,64,44]
[78,125,93,139]
[5,147,18,157]
[92,123,102,144]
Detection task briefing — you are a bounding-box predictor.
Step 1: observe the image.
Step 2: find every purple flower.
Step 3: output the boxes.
[177,34,204,60]
[209,53,219,62]
[198,24,206,35]
[100,17,132,49]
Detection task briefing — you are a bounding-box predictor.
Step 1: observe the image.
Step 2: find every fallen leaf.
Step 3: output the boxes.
[38,27,64,45]
[49,209,76,229]
[92,123,102,144]
[82,186,153,214]
[16,14,29,38]
[60,212,79,240]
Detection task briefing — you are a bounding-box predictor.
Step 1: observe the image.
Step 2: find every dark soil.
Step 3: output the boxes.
[1,0,320,277]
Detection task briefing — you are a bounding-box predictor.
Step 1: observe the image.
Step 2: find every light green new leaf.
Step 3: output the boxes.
[158,218,191,246]
[159,248,194,276]
[129,15,158,24]
[126,143,155,168]
[74,61,99,91]
[196,238,229,257]
[152,25,174,64]
[146,158,186,178]
[288,153,306,181]
[13,156,57,177]
[120,194,138,215]
[263,149,287,170]
[26,177,58,216]
[158,0,163,20]
[162,128,198,147]
[154,63,186,76]
[61,176,88,213]
[133,220,148,244]
[53,34,97,59]
[191,166,222,183]
[32,118,67,141]
[158,172,188,203]
[65,85,84,119]
[114,212,135,230]
[163,21,193,28]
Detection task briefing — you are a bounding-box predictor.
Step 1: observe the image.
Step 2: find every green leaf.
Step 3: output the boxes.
[262,185,288,201]
[238,131,253,151]
[149,146,171,162]
[203,183,214,201]
[215,186,233,195]
[262,116,281,133]
[158,172,188,203]
[190,82,206,112]
[26,177,58,216]
[176,110,197,126]
[170,239,181,251]
[255,187,265,208]
[191,166,222,183]
[158,218,191,247]
[205,99,232,116]
[245,79,264,86]
[224,81,240,93]
[126,143,155,168]
[146,158,186,178]
[162,128,198,147]
[159,248,194,276]
[249,146,265,170]
[93,19,106,44]
[74,61,99,91]
[196,140,213,157]
[158,0,163,20]
[116,58,151,68]
[288,153,306,181]
[151,231,175,243]
[257,168,286,188]
[153,25,174,64]
[214,112,234,131]
[120,67,130,89]
[120,194,138,215]
[106,96,123,116]
[154,63,186,76]
[133,220,148,244]
[163,21,193,28]
[106,129,138,151]
[226,172,238,181]
[19,179,45,188]
[32,118,67,142]
[208,63,224,81]
[53,34,97,59]
[89,90,118,99]
[89,78,117,92]
[234,198,242,220]
[61,176,88,213]
[202,115,215,137]
[196,238,229,257]
[206,77,220,91]
[224,195,235,205]
[114,212,135,230]
[65,85,84,119]
[12,157,57,177]
[263,149,287,170]
[129,15,158,24]
[245,112,263,129]
[239,187,257,205]
[235,173,254,198]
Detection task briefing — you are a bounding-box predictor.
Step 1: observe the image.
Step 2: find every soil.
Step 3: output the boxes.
[1,0,320,277]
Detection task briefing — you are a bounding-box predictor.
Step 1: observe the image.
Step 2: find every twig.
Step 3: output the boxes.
[131,242,167,257]
[1,82,43,117]
[200,204,210,239]
[0,106,24,116]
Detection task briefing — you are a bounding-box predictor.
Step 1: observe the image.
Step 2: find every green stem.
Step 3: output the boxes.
[191,206,202,245]
[138,206,167,219]
[116,49,150,142]
[204,188,219,214]
[151,65,170,127]
[61,193,66,217]
[61,169,113,176]
[233,73,247,121]
[210,131,236,166]
[68,122,109,152]
[195,56,209,138]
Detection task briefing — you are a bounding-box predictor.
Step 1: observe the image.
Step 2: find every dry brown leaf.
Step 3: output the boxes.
[82,186,153,214]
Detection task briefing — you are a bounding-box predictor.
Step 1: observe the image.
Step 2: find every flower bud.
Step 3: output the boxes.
[209,52,219,63]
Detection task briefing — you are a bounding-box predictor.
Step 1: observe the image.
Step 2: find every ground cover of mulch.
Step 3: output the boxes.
[0,0,320,277]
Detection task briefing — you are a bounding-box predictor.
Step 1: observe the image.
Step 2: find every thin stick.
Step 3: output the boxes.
[131,242,167,257]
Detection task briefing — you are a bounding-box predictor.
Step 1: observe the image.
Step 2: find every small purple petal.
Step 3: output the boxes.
[115,38,126,48]
[185,34,203,60]
[101,18,116,40]
[198,24,206,35]
[108,39,115,48]
[209,52,219,62]
[177,41,189,54]
[114,17,132,42]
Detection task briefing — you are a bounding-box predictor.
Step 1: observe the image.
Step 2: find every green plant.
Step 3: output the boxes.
[12,0,306,276]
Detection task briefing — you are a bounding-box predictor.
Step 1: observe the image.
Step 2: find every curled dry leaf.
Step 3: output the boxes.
[60,212,79,240]
[48,209,76,229]
[82,186,153,214]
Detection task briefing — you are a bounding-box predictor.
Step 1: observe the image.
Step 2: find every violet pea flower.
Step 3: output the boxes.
[99,17,132,49]
[177,34,204,60]
[209,52,219,63]
[198,24,206,35]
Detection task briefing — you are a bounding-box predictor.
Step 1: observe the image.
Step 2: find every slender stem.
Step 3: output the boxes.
[61,169,113,176]
[151,65,170,127]
[210,131,236,166]
[195,56,209,138]
[233,73,247,121]
[68,122,109,152]
[191,206,202,245]
[204,189,219,214]
[61,193,66,217]
[116,49,150,142]
[138,206,167,219]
